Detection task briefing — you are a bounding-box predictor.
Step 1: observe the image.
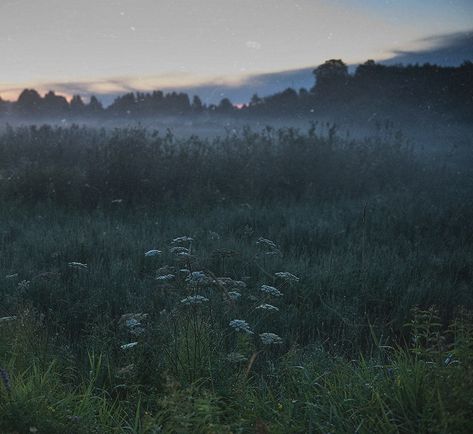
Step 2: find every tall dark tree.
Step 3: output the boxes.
[43,91,69,116]
[312,59,350,94]
[191,95,204,113]
[87,95,104,115]
[16,89,43,116]
[70,95,86,116]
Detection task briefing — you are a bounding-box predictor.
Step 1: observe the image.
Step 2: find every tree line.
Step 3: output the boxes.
[0,59,472,120]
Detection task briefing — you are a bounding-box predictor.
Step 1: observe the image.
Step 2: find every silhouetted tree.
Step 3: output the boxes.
[70,95,86,116]
[43,91,69,116]
[16,89,42,116]
[87,95,104,115]
[191,95,204,113]
[217,97,234,114]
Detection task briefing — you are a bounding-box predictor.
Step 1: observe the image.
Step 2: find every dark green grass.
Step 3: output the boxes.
[0,125,472,432]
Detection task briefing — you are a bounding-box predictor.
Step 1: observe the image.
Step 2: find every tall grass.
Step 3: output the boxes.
[0,124,472,432]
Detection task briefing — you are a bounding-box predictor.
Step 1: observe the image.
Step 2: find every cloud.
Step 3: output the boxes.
[385,30,473,66]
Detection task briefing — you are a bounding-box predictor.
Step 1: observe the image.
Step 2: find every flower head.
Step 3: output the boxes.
[120,342,138,350]
[256,303,279,312]
[261,284,283,297]
[186,271,210,286]
[274,272,300,283]
[259,332,283,345]
[145,250,162,257]
[180,295,209,305]
[171,236,194,245]
[229,319,253,334]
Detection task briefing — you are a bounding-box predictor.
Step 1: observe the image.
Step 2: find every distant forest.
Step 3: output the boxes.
[1,59,472,121]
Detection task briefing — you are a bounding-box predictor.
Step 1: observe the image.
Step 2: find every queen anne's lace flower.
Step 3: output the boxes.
[259,332,283,345]
[186,271,210,286]
[156,274,175,281]
[274,272,300,283]
[171,236,194,245]
[144,250,161,257]
[180,295,209,305]
[120,342,138,350]
[260,285,283,297]
[229,319,253,334]
[256,237,277,250]
[256,303,279,312]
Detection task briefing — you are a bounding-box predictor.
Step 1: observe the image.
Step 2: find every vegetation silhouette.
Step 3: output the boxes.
[1,59,471,121]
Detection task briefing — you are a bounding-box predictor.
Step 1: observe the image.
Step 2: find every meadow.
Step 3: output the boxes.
[0,123,472,433]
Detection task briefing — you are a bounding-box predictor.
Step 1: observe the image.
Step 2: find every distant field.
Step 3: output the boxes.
[0,124,472,433]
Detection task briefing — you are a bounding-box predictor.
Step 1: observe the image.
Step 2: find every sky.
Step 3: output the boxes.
[0,0,472,103]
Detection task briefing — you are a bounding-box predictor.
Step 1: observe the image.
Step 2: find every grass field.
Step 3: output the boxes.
[0,124,472,433]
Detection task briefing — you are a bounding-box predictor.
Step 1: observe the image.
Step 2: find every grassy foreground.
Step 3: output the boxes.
[0,125,472,433]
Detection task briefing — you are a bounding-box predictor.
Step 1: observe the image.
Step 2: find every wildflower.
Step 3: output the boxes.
[171,236,194,245]
[156,274,175,281]
[259,333,283,345]
[256,237,277,250]
[229,319,254,334]
[227,291,241,300]
[68,262,88,270]
[0,367,11,392]
[186,271,210,286]
[170,246,189,254]
[275,272,300,283]
[180,295,209,305]
[256,303,279,312]
[0,316,17,323]
[217,277,247,290]
[226,352,247,363]
[125,318,141,328]
[120,342,138,350]
[261,285,283,297]
[119,313,148,326]
[145,250,162,257]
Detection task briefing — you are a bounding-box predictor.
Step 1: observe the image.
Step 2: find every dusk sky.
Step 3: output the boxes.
[1,0,472,102]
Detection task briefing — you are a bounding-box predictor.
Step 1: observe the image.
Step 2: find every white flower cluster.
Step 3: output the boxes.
[229,319,254,334]
[186,271,211,286]
[180,295,209,305]
[156,274,175,281]
[119,313,148,336]
[68,262,88,270]
[256,303,279,312]
[259,332,283,345]
[120,342,138,350]
[169,246,189,255]
[260,284,283,297]
[274,272,300,283]
[171,236,194,245]
[144,250,161,257]
[256,237,277,250]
